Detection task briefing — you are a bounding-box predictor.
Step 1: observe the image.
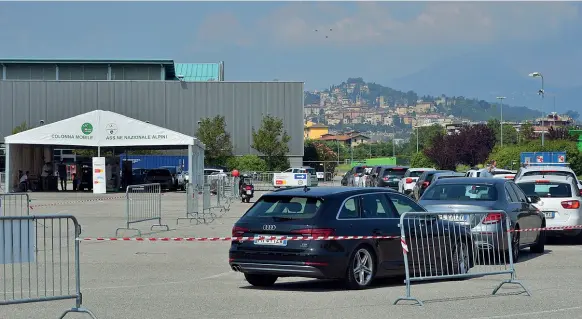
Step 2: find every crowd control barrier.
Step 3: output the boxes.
[0,172,5,192]
[115,184,169,237]
[0,193,30,217]
[0,215,97,318]
[394,211,531,306]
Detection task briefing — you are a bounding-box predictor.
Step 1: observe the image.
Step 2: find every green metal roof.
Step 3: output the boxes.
[174,63,220,81]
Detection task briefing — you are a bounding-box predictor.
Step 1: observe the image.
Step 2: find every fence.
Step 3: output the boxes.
[0,193,30,217]
[115,184,169,237]
[0,172,4,192]
[178,176,240,225]
[394,211,530,306]
[0,215,96,318]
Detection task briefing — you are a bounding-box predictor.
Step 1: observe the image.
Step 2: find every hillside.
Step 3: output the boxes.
[305,77,544,122]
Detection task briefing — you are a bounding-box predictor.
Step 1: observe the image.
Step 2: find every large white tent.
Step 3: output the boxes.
[3,110,205,193]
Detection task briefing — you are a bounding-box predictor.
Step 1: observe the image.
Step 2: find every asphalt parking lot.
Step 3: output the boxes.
[2,190,582,319]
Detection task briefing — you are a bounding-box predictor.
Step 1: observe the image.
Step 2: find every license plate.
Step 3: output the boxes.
[246,190,252,195]
[443,214,468,222]
[254,235,287,246]
[543,211,555,219]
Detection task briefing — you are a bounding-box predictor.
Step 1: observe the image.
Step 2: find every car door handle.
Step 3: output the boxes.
[372,228,382,235]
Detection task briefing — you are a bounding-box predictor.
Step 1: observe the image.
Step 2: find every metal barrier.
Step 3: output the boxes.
[115,184,169,237]
[0,215,96,318]
[394,211,530,306]
[0,193,30,216]
[0,172,5,192]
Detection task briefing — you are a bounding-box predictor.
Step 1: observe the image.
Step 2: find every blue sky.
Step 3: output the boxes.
[1,1,581,94]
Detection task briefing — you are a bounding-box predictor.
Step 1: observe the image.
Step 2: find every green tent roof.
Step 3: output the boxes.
[174,63,221,81]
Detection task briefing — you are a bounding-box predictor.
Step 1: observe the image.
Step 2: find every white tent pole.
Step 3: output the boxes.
[188,144,193,187]
[5,143,10,193]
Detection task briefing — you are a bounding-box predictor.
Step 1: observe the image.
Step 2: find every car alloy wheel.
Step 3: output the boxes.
[510,232,520,262]
[346,247,374,289]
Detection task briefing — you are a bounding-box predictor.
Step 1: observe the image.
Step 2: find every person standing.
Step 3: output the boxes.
[58,160,67,191]
[41,162,51,191]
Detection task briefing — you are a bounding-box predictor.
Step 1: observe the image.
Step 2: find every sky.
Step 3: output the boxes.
[1,1,581,96]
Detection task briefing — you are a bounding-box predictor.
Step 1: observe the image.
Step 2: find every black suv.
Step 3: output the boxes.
[229,186,473,289]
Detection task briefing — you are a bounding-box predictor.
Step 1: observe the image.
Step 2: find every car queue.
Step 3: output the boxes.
[229,162,581,289]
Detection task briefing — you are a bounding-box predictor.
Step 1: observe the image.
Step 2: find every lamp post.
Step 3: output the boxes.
[416,126,419,153]
[496,96,506,147]
[529,72,545,146]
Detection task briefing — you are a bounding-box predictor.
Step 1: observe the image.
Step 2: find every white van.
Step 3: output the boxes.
[282,167,319,186]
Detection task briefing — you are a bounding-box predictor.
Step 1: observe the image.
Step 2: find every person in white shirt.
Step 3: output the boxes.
[41,162,52,191]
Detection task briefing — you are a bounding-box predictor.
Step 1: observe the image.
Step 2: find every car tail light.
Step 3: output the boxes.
[422,181,430,188]
[383,177,389,181]
[291,228,335,237]
[245,185,252,190]
[535,180,550,183]
[561,200,580,209]
[232,226,249,237]
[406,178,413,183]
[504,175,514,179]
[482,212,503,224]
[579,189,582,196]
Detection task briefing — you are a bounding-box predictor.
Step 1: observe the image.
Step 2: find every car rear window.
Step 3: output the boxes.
[517,182,572,198]
[242,196,323,220]
[409,171,425,178]
[147,169,171,177]
[383,168,407,177]
[523,171,575,179]
[422,184,498,201]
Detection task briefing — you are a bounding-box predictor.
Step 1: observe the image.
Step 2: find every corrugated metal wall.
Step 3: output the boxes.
[0,81,304,157]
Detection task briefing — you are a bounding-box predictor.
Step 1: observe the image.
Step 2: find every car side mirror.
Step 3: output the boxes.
[528,196,541,204]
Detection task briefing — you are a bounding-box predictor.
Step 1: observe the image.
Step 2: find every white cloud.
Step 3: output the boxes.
[195,2,580,48]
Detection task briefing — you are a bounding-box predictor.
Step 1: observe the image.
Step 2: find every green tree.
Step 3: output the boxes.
[12,122,31,134]
[486,119,519,145]
[410,152,435,168]
[226,155,267,172]
[519,123,535,142]
[404,124,444,155]
[195,115,233,167]
[251,115,291,171]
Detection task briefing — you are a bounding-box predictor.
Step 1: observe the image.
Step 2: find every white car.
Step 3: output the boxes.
[515,165,582,189]
[398,168,435,196]
[515,175,582,238]
[282,167,318,186]
[465,168,493,178]
[490,169,517,180]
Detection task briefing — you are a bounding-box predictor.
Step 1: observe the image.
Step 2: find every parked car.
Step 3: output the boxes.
[398,168,435,196]
[375,166,409,189]
[491,168,517,180]
[432,171,466,182]
[412,170,453,201]
[515,165,582,189]
[229,187,473,289]
[144,168,174,190]
[465,168,493,178]
[131,168,149,185]
[344,166,365,186]
[159,166,183,190]
[418,177,546,261]
[516,176,582,239]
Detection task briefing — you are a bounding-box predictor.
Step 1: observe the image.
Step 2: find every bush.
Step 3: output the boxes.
[410,152,435,168]
[226,155,268,172]
[488,140,582,175]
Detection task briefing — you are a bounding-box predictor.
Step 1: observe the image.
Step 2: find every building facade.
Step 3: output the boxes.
[0,59,304,167]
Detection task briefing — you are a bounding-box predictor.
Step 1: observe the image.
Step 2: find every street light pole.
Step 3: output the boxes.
[496,96,506,147]
[416,126,419,153]
[529,72,545,146]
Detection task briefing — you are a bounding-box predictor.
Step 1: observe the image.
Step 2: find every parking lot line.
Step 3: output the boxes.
[469,305,582,319]
[83,271,234,291]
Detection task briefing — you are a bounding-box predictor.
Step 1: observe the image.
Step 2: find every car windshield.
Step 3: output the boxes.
[517,182,572,198]
[383,168,406,177]
[422,184,498,201]
[147,169,171,177]
[242,196,323,220]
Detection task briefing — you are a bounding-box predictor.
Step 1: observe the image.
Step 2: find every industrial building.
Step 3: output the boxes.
[0,59,305,171]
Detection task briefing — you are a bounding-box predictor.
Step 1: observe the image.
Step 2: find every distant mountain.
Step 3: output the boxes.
[306,77,545,122]
[389,51,582,116]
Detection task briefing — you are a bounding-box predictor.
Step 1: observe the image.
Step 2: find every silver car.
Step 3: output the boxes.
[418,177,546,261]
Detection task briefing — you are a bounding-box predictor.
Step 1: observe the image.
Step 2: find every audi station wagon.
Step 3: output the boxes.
[229,187,474,289]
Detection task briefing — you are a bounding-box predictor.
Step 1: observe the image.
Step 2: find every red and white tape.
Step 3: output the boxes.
[77,235,401,242]
[77,225,582,242]
[29,195,127,209]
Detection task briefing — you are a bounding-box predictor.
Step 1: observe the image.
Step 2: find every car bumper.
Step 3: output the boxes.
[378,181,399,189]
[545,215,582,237]
[229,253,348,279]
[471,231,509,252]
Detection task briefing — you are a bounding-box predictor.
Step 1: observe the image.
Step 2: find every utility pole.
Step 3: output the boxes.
[496,96,506,147]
